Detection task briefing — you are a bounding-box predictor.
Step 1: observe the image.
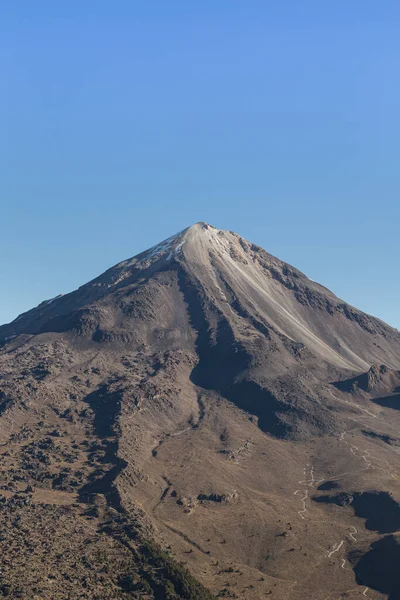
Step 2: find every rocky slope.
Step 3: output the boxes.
[1,222,400,600]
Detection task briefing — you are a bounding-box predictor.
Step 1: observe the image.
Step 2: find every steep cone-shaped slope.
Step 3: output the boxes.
[3,222,399,371]
[2,222,400,440]
[1,223,400,600]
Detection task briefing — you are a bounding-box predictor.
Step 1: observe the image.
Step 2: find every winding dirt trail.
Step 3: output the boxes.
[294,464,316,519]
[291,415,398,600]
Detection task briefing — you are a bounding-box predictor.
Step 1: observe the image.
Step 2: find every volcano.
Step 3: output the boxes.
[1,222,399,599]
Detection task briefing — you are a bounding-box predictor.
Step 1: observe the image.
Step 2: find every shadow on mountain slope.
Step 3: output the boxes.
[371,393,400,411]
[79,385,125,509]
[350,535,400,600]
[177,267,297,438]
[314,491,400,534]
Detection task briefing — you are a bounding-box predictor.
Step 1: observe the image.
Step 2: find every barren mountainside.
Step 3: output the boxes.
[1,222,400,600]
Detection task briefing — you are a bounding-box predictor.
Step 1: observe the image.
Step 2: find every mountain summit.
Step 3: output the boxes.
[1,224,400,599]
[3,222,400,371]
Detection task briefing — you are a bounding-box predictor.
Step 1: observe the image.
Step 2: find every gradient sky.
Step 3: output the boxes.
[1,1,399,329]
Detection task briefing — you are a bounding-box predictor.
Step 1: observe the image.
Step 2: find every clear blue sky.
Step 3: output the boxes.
[1,1,399,329]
